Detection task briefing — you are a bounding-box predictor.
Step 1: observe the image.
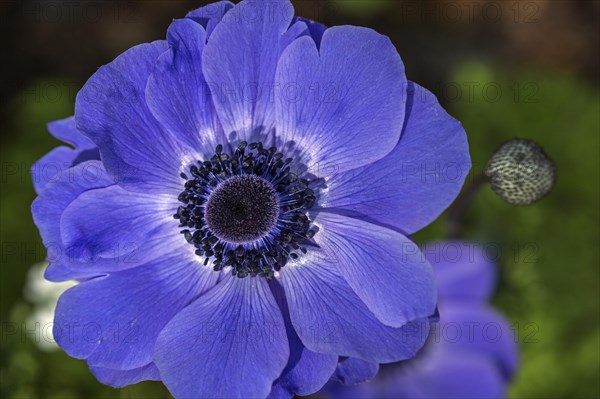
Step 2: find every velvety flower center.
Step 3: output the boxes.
[205,175,279,244]
[174,142,317,279]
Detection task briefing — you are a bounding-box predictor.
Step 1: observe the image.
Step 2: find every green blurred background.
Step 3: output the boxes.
[1,0,598,398]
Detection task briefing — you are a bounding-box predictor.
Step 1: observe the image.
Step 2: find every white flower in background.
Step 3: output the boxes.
[24,263,76,351]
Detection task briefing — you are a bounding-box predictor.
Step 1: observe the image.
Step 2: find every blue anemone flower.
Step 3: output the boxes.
[325,241,519,399]
[31,1,470,398]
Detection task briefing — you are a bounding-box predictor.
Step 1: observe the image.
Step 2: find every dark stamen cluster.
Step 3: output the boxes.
[174,142,317,279]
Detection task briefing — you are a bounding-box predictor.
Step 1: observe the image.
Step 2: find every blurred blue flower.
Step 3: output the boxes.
[325,241,519,399]
[31,0,470,397]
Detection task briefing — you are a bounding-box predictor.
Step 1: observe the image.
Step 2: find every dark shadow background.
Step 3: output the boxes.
[1,1,599,398]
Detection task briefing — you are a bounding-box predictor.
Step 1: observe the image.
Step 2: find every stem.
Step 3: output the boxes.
[445,173,488,237]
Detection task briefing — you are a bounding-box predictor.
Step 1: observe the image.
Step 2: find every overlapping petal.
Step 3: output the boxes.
[269,281,338,398]
[275,26,407,177]
[54,252,217,370]
[32,161,114,279]
[43,261,100,283]
[293,17,326,48]
[323,239,517,398]
[332,358,379,386]
[202,0,299,136]
[32,117,100,194]
[315,212,436,328]
[146,19,224,157]
[32,147,80,194]
[321,82,470,234]
[33,159,175,278]
[154,275,289,399]
[59,185,180,271]
[280,263,430,364]
[90,363,161,388]
[48,116,96,150]
[75,40,197,193]
[185,1,234,37]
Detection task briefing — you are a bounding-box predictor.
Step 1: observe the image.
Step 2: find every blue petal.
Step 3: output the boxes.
[327,304,514,399]
[48,116,95,150]
[267,384,294,399]
[75,40,196,193]
[325,351,505,399]
[279,263,430,363]
[268,336,336,399]
[54,252,217,370]
[424,240,496,302]
[154,275,289,399]
[202,0,297,136]
[293,17,326,48]
[275,26,407,176]
[33,117,101,194]
[269,281,338,397]
[185,1,234,38]
[59,185,180,270]
[146,19,225,157]
[404,350,506,399]
[333,358,379,386]
[32,146,79,194]
[89,363,161,388]
[33,160,165,278]
[321,82,471,234]
[44,261,100,283]
[31,160,115,280]
[435,302,519,379]
[315,212,436,328]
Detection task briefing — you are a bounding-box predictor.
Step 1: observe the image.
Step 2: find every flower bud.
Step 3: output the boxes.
[484,139,556,205]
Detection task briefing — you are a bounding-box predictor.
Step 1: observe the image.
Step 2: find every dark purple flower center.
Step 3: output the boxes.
[204,175,279,244]
[174,142,316,279]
